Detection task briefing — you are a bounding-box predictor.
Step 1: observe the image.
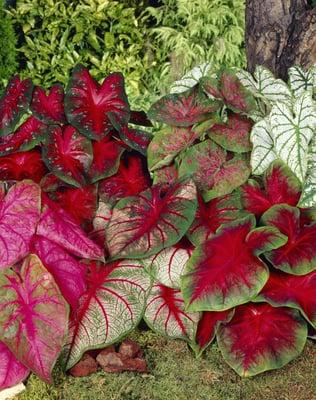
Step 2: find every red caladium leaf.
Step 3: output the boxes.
[89,201,112,248]
[144,284,199,341]
[117,125,151,156]
[241,161,302,217]
[106,178,197,259]
[88,137,124,182]
[32,236,87,310]
[208,113,253,153]
[147,87,221,127]
[0,254,68,383]
[255,269,316,328]
[37,205,104,261]
[261,204,316,275]
[0,150,47,183]
[181,216,287,312]
[0,341,29,390]
[64,260,151,369]
[153,164,179,187]
[0,181,41,269]
[42,125,93,187]
[187,193,249,246]
[99,154,151,203]
[0,116,46,155]
[130,110,153,127]
[30,84,66,124]
[217,303,307,376]
[65,65,130,140]
[0,76,33,135]
[196,310,234,354]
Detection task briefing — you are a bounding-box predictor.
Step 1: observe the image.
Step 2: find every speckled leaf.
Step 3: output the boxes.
[118,126,151,155]
[153,164,179,187]
[30,84,66,124]
[170,63,212,94]
[0,341,29,390]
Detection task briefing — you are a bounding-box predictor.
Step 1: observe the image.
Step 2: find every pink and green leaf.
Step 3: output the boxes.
[0,341,29,390]
[153,164,179,187]
[89,201,112,248]
[30,84,66,124]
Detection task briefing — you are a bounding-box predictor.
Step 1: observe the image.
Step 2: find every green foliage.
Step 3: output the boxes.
[0,0,18,90]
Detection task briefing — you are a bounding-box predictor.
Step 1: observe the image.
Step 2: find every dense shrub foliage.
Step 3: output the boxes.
[0,63,315,390]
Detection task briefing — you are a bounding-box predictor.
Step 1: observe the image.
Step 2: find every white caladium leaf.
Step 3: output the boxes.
[236,66,292,106]
[170,63,212,94]
[299,136,316,207]
[270,92,316,182]
[288,65,315,96]
[250,117,277,175]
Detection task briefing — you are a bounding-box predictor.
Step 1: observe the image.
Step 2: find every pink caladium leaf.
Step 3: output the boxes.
[0,116,47,155]
[106,178,197,259]
[89,201,112,248]
[255,269,316,328]
[187,193,249,246]
[99,154,151,203]
[261,204,316,275]
[196,310,234,354]
[30,84,66,124]
[144,284,199,341]
[153,164,179,187]
[32,236,87,310]
[0,341,29,390]
[88,137,125,182]
[65,65,130,140]
[42,125,93,187]
[117,125,151,156]
[217,303,307,377]
[0,149,47,182]
[37,204,104,261]
[241,161,302,218]
[208,113,253,153]
[64,260,151,369]
[0,76,33,135]
[147,87,221,127]
[181,216,287,312]
[0,180,41,269]
[0,254,69,383]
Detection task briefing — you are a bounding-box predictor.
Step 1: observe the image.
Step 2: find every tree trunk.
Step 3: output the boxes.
[245,0,316,79]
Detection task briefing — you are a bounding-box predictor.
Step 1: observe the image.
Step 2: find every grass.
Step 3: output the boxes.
[15,330,316,400]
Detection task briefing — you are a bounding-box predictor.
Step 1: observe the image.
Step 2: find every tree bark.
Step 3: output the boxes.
[245,0,316,79]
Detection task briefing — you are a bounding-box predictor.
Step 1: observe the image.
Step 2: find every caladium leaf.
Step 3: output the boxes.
[90,201,112,248]
[0,181,41,269]
[0,341,29,390]
[181,216,287,312]
[147,87,221,127]
[0,76,33,135]
[30,84,66,124]
[64,260,151,369]
[148,126,202,171]
[0,150,47,182]
[270,92,316,182]
[178,140,250,201]
[299,136,316,207]
[130,110,153,127]
[241,160,302,217]
[187,193,248,246]
[32,236,87,310]
[170,63,212,94]
[217,303,307,377]
[43,125,93,187]
[37,205,104,261]
[0,116,46,155]
[261,204,316,275]
[255,269,316,328]
[106,178,197,259]
[88,137,124,182]
[117,125,151,156]
[0,254,68,383]
[144,284,199,341]
[288,65,315,96]
[153,164,179,187]
[208,113,253,153]
[65,65,130,140]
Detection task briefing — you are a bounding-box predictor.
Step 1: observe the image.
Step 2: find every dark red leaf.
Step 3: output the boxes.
[30,84,66,124]
[118,126,152,155]
[130,110,153,127]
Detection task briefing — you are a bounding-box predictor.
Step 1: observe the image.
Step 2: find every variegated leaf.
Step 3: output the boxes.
[288,65,315,96]
[299,136,316,207]
[170,63,212,94]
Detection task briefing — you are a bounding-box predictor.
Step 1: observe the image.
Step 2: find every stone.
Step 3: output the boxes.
[118,339,141,359]
[69,353,98,377]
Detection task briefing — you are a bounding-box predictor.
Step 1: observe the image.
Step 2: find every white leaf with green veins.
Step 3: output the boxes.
[270,92,316,182]
[170,63,212,94]
[288,65,315,96]
[250,117,277,175]
[299,136,316,207]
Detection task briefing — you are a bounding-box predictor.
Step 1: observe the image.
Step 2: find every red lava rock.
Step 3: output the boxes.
[123,357,148,373]
[69,353,98,377]
[118,339,141,359]
[96,351,125,372]
[97,345,116,357]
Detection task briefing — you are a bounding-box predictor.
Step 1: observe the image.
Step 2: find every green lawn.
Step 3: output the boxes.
[16,330,316,400]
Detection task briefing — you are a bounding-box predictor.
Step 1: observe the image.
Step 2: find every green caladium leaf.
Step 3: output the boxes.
[170,63,212,94]
[288,65,316,96]
[299,136,316,207]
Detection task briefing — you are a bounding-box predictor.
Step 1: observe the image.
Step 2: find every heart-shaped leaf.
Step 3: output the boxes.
[217,303,307,376]
[0,76,33,135]
[288,65,315,96]
[261,204,316,275]
[0,254,68,383]
[0,181,41,269]
[153,164,179,186]
[170,63,212,94]
[299,135,316,207]
[30,84,66,124]
[65,65,130,140]
[117,125,151,155]
[0,341,29,390]
[106,178,197,259]
[64,260,151,369]
[90,201,112,248]
[181,216,287,312]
